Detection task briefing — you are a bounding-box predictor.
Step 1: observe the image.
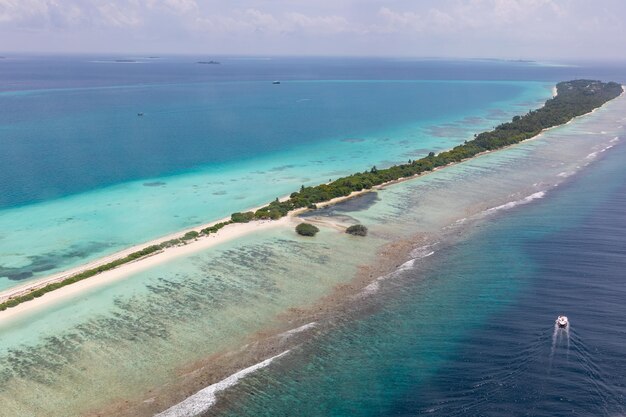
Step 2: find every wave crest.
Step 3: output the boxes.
[155,351,290,417]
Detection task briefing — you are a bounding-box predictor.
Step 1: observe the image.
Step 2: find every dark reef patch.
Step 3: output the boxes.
[300,192,380,218]
[269,165,296,172]
[143,181,166,187]
[461,116,485,125]
[0,241,114,281]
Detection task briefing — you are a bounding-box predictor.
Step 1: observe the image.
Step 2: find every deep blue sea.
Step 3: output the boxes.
[1,56,626,416]
[0,56,564,288]
[207,94,626,417]
[0,56,552,208]
[1,56,624,209]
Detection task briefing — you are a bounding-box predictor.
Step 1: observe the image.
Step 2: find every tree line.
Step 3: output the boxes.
[1,80,620,312]
[230,80,623,223]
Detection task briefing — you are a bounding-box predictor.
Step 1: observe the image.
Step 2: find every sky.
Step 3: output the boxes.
[0,0,625,59]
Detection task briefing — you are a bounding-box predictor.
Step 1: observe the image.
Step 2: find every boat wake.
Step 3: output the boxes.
[549,321,570,372]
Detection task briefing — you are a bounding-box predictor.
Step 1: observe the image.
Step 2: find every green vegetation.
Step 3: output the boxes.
[201,221,231,235]
[295,223,320,237]
[0,219,235,312]
[182,231,200,240]
[0,244,161,311]
[346,224,368,236]
[1,80,620,313]
[231,211,256,223]
[231,80,622,222]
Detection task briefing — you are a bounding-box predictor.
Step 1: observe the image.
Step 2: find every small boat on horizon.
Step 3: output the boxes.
[137,112,144,117]
[556,315,569,328]
[272,80,281,85]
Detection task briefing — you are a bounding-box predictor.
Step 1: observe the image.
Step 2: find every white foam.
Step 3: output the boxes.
[557,171,574,178]
[610,136,620,143]
[586,151,598,159]
[155,350,290,417]
[362,280,381,295]
[398,258,416,270]
[410,243,438,258]
[279,322,317,339]
[359,244,438,297]
[360,268,396,296]
[360,266,409,296]
[485,191,546,214]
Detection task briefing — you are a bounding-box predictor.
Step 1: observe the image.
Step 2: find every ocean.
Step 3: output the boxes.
[0,57,625,416]
[0,56,555,289]
[208,114,626,417]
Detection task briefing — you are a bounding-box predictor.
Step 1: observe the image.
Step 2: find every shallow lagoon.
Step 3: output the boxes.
[0,77,550,289]
[0,89,623,417]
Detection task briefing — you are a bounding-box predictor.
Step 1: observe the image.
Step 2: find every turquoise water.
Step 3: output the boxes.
[208,104,626,417]
[0,76,622,416]
[0,66,551,289]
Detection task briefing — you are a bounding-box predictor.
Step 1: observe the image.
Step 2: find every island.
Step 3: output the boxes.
[197,60,220,65]
[237,80,623,220]
[0,80,621,313]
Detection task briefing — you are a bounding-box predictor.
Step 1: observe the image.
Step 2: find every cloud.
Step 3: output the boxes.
[283,12,354,34]
[375,0,566,35]
[376,7,455,34]
[146,0,198,15]
[97,2,141,27]
[0,0,52,23]
[0,0,624,59]
[194,8,356,36]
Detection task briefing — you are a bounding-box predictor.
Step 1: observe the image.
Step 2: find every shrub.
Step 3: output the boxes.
[182,231,199,240]
[231,211,255,223]
[346,224,368,236]
[160,238,181,248]
[295,223,320,237]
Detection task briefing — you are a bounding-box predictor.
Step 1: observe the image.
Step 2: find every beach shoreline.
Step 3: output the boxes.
[1,83,623,320]
[0,84,621,417]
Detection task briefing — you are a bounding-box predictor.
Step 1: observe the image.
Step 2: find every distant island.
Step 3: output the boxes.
[115,59,137,63]
[197,60,220,65]
[0,80,621,313]
[472,58,536,64]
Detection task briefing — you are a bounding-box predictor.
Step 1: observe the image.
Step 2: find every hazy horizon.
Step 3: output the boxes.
[1,0,625,60]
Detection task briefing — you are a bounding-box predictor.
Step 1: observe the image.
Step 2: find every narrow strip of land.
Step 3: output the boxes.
[0,80,622,316]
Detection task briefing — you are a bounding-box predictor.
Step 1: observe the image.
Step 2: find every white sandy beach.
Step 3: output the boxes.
[2,84,621,323]
[0,187,375,322]
[0,217,293,322]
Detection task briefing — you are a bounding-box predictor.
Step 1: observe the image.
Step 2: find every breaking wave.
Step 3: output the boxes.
[155,351,290,417]
[279,322,317,339]
[360,245,436,296]
[485,191,546,214]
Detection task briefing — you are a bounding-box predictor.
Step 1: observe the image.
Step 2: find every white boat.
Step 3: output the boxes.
[556,315,569,328]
